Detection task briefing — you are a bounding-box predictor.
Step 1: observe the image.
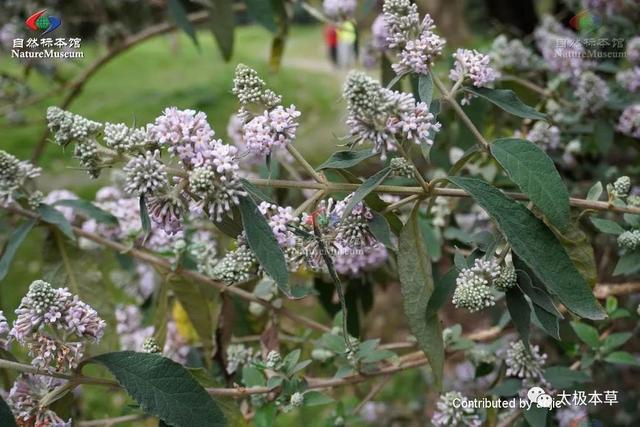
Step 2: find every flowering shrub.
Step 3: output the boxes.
[1,1,640,426]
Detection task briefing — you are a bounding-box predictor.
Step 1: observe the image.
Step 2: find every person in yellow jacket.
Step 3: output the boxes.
[336,21,357,68]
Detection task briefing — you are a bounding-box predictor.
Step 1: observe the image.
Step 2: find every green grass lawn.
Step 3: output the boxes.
[1,24,347,195]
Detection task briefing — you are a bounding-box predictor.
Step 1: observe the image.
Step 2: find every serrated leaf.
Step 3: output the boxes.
[587,182,603,201]
[506,287,531,348]
[317,149,377,170]
[238,196,289,293]
[369,210,395,250]
[38,204,75,242]
[398,204,443,389]
[491,138,569,231]
[341,167,391,221]
[0,219,36,281]
[448,177,605,320]
[591,218,624,235]
[54,199,118,225]
[0,394,17,427]
[571,321,600,348]
[244,0,277,32]
[167,0,199,47]
[603,351,639,366]
[544,366,590,389]
[90,352,226,426]
[464,87,547,120]
[418,73,433,106]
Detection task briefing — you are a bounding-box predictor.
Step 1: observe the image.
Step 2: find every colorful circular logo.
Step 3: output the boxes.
[25,9,62,35]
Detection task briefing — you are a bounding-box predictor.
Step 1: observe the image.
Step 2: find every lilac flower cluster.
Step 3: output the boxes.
[297,195,389,275]
[489,34,538,71]
[10,280,105,372]
[232,65,301,158]
[322,0,357,21]
[616,67,640,93]
[7,374,71,426]
[242,105,301,156]
[575,71,609,114]
[617,104,640,139]
[382,0,446,75]
[627,37,640,64]
[534,16,592,80]
[343,71,440,159]
[449,49,500,105]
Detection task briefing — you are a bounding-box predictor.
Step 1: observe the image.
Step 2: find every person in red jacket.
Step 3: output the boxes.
[325,25,338,66]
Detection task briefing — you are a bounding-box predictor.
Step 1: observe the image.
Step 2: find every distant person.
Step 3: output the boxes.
[325,25,338,66]
[337,21,356,68]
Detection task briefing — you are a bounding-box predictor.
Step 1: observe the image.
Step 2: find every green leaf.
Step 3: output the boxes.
[53,199,118,225]
[613,252,640,276]
[269,34,286,72]
[398,204,443,389]
[506,287,531,348]
[139,196,151,243]
[418,215,442,261]
[238,196,289,293]
[545,219,597,288]
[524,406,548,427]
[448,177,605,320]
[603,351,639,366]
[0,219,36,281]
[341,167,391,221]
[90,352,226,426]
[514,266,562,318]
[369,210,395,250]
[171,280,218,362]
[37,204,75,242]
[532,304,560,340]
[317,149,377,170]
[244,0,277,32]
[544,366,590,389]
[425,268,457,317]
[590,218,624,235]
[167,0,199,47]
[602,332,632,353]
[418,73,433,106]
[587,182,603,201]
[491,138,570,231]
[240,178,275,204]
[0,394,17,427]
[464,87,547,120]
[209,0,235,61]
[254,404,277,427]
[489,379,522,396]
[242,365,266,387]
[303,391,334,406]
[571,321,600,348]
